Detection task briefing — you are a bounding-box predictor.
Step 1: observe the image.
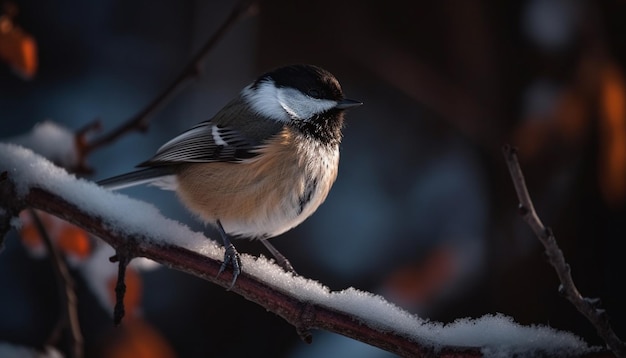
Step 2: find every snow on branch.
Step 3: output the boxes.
[0,143,605,357]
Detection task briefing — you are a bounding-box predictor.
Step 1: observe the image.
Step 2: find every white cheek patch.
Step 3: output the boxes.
[276,87,337,121]
[241,80,338,122]
[241,82,291,122]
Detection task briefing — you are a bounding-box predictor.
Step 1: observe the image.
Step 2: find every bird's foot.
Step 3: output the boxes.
[217,243,241,290]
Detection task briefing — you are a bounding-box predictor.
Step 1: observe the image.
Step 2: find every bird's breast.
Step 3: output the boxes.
[175,127,339,238]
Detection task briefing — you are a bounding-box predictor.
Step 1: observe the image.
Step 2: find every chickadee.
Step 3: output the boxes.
[98,64,361,287]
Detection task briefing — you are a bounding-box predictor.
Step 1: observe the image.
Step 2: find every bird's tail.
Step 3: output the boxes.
[97,167,177,191]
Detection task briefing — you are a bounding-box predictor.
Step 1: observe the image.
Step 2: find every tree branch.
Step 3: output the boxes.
[0,144,613,357]
[28,209,84,358]
[502,144,626,358]
[81,0,258,156]
[8,186,476,357]
[0,168,484,357]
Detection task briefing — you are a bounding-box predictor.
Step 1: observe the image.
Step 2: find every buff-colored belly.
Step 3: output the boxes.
[175,129,338,238]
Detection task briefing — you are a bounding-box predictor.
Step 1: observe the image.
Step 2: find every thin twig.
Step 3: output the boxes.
[72,119,103,175]
[502,144,626,357]
[28,209,84,358]
[110,251,132,326]
[83,0,258,155]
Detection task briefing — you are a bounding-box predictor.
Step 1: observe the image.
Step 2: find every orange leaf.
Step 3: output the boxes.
[57,225,91,259]
[0,15,37,79]
[598,63,626,207]
[19,221,43,249]
[100,319,177,358]
[18,210,92,261]
[18,210,52,255]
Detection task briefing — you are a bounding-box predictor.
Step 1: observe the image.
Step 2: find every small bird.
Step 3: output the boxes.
[98,64,361,287]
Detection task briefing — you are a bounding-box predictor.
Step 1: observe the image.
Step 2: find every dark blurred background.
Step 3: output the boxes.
[1,0,625,357]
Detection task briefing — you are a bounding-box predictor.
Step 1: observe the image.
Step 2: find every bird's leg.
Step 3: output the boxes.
[215,220,241,290]
[261,239,296,274]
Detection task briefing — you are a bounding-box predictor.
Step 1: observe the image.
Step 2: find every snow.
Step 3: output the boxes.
[0,142,221,258]
[434,315,592,357]
[244,255,594,356]
[0,143,598,357]
[7,121,80,169]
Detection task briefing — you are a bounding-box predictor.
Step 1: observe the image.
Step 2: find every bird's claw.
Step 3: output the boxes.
[217,243,241,290]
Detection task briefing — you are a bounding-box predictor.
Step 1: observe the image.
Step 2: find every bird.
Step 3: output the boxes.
[98,64,362,288]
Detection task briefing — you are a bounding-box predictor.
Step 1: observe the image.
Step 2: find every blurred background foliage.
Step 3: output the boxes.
[1,0,625,357]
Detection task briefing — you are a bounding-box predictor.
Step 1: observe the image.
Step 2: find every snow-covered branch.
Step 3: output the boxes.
[0,143,607,357]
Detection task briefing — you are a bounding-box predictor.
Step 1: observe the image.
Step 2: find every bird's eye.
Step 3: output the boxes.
[307,88,321,98]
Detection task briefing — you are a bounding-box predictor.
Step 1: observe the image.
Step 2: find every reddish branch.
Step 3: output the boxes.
[502,145,626,358]
[0,174,485,358]
[2,170,619,357]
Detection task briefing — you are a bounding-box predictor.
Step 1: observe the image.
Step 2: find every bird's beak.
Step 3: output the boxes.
[335,98,363,109]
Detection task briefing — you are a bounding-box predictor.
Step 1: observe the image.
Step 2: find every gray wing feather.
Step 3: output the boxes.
[138,98,285,167]
[140,122,258,165]
[97,167,176,190]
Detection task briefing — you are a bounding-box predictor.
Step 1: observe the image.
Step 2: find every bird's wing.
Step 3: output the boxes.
[139,121,260,166]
